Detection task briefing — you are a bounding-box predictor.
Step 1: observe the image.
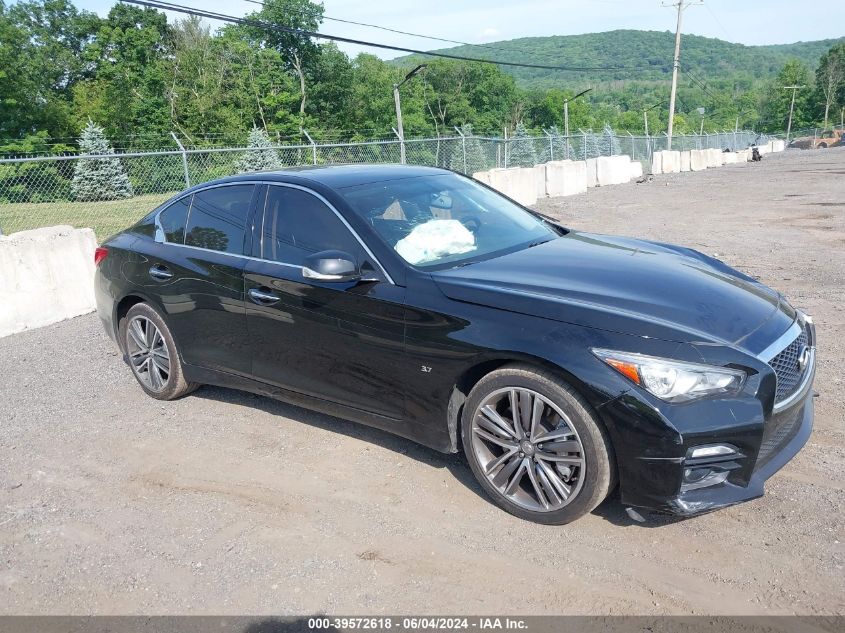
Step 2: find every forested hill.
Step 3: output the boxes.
[394,30,845,89]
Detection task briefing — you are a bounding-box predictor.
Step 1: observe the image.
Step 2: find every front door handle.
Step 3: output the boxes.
[249,287,281,305]
[149,264,173,281]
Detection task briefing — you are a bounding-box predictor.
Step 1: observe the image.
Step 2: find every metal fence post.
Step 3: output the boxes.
[581,129,587,160]
[170,132,190,188]
[302,129,317,165]
[391,128,404,164]
[544,129,554,162]
[453,126,467,174]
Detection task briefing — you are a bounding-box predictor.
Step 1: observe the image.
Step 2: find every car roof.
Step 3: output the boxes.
[204,164,454,190]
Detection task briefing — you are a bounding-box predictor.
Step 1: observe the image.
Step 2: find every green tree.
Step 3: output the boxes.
[602,124,621,155]
[79,4,170,146]
[761,60,814,132]
[245,0,324,133]
[71,120,133,201]
[814,44,845,128]
[1,0,101,140]
[236,126,282,173]
[509,122,537,167]
[448,124,487,174]
[548,125,575,160]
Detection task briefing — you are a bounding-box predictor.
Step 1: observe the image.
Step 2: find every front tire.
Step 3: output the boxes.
[120,303,198,400]
[461,364,614,525]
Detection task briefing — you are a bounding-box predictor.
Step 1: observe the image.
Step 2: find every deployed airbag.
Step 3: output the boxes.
[395,219,476,265]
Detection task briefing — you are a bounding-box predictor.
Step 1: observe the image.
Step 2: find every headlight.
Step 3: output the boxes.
[592,349,746,403]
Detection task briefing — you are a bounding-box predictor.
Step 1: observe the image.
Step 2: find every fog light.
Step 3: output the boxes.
[681,467,728,491]
[688,444,736,459]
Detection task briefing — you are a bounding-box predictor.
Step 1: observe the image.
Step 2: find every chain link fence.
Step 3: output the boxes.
[0,129,767,240]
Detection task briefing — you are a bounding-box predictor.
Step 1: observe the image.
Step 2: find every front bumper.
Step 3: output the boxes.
[664,395,813,516]
[594,315,816,518]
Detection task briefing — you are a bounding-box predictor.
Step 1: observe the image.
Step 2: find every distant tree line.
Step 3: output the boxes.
[1,0,843,158]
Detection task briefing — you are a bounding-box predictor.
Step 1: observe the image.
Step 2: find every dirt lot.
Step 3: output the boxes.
[1,148,843,616]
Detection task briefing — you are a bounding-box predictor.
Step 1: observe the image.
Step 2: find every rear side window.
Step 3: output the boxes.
[185,185,255,255]
[159,197,191,244]
[260,186,361,265]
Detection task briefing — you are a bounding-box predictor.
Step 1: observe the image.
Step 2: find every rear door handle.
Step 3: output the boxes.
[249,287,281,305]
[149,264,173,281]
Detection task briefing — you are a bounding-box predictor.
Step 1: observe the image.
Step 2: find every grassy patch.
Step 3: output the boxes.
[0,192,176,242]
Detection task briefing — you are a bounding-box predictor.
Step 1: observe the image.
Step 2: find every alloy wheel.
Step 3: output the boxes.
[126,316,171,392]
[470,387,585,512]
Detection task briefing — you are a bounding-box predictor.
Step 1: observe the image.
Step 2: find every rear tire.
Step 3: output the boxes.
[120,303,199,400]
[461,364,615,525]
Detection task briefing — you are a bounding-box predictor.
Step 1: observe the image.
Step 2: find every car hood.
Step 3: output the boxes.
[432,231,796,352]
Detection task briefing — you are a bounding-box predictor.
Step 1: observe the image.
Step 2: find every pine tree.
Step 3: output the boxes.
[602,123,621,156]
[549,125,576,161]
[71,120,134,202]
[583,129,603,159]
[508,122,538,168]
[448,124,487,174]
[236,126,282,173]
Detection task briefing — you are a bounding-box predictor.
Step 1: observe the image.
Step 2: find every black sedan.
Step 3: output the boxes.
[94,165,816,524]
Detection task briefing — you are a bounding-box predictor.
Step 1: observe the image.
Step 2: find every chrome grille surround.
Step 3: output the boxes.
[761,313,816,414]
[769,328,809,401]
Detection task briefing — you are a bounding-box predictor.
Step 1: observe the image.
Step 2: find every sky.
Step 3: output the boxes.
[74,0,845,59]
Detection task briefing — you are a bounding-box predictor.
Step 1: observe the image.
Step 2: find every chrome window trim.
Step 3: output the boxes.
[152,179,395,285]
[262,182,395,285]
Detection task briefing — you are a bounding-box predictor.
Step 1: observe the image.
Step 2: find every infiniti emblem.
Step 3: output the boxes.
[797,345,810,372]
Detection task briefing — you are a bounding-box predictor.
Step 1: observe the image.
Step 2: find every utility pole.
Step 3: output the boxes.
[564,88,593,140]
[664,1,703,150]
[393,64,427,164]
[782,85,802,144]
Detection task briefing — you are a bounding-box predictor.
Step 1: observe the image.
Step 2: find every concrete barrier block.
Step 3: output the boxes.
[535,164,548,199]
[630,160,643,181]
[472,170,492,185]
[585,158,598,188]
[545,160,588,197]
[757,142,773,156]
[772,139,785,152]
[707,148,724,167]
[650,152,663,175]
[723,152,738,164]
[690,150,708,171]
[661,151,681,173]
[488,167,538,207]
[596,155,632,186]
[0,225,97,338]
[680,151,691,172]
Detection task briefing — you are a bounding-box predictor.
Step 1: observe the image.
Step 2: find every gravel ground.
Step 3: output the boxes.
[1,148,843,616]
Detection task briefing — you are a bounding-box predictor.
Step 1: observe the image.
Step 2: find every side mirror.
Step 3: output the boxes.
[302,250,360,282]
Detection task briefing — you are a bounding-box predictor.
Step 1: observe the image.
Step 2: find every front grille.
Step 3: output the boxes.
[756,401,804,471]
[768,327,809,402]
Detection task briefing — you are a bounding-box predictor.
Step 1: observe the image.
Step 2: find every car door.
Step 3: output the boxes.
[127,183,259,376]
[243,183,407,420]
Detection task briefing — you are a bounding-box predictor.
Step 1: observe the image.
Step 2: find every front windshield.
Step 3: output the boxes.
[339,173,558,269]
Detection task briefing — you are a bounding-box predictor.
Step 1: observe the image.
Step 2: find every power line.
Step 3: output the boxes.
[682,65,721,102]
[121,0,643,73]
[239,0,620,68]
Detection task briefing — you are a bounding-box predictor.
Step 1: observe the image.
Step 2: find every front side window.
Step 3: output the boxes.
[185,185,255,255]
[339,173,557,269]
[158,196,191,244]
[260,186,362,265]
